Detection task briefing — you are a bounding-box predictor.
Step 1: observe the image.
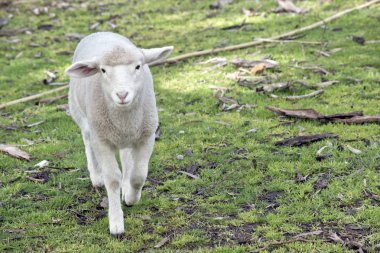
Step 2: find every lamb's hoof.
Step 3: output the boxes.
[124,202,134,207]
[111,232,124,240]
[90,174,104,188]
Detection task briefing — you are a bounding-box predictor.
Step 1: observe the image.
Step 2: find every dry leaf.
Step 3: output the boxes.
[66,33,85,41]
[0,144,31,161]
[154,236,170,248]
[256,82,289,92]
[251,63,266,75]
[295,171,309,183]
[314,173,330,190]
[346,145,362,154]
[328,232,344,244]
[178,171,199,179]
[232,58,278,68]
[35,160,49,168]
[277,0,305,13]
[293,230,323,238]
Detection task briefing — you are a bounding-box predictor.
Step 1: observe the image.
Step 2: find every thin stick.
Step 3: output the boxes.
[0,85,68,110]
[1,0,378,109]
[286,90,324,100]
[255,38,323,44]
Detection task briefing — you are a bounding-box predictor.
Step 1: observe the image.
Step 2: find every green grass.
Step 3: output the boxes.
[1,0,379,252]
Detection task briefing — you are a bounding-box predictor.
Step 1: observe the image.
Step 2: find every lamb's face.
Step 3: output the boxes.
[99,62,144,108]
[66,43,173,108]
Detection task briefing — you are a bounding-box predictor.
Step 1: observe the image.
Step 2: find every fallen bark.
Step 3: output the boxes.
[275,133,338,147]
[265,106,380,124]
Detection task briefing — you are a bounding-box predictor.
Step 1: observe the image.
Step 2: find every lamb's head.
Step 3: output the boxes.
[66,45,173,108]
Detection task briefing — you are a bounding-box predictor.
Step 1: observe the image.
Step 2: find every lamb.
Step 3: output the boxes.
[65,32,173,236]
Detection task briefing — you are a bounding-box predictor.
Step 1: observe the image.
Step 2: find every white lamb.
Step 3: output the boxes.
[65,32,173,236]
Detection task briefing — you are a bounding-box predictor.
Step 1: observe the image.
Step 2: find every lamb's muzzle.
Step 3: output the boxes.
[65,32,173,236]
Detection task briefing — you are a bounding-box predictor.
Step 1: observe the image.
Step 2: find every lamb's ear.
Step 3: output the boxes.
[141,46,173,65]
[65,60,99,78]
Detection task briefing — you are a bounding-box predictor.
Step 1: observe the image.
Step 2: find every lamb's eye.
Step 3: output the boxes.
[135,65,140,70]
[101,68,106,73]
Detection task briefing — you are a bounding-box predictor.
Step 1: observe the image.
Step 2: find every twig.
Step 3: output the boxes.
[1,0,378,109]
[48,82,69,86]
[255,38,323,44]
[38,94,68,105]
[0,85,68,110]
[25,176,45,183]
[365,40,380,44]
[286,90,324,100]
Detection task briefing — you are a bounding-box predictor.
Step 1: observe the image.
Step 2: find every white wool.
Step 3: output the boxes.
[65,32,173,235]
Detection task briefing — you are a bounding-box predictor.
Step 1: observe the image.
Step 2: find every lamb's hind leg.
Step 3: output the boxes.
[121,134,154,206]
[82,131,103,187]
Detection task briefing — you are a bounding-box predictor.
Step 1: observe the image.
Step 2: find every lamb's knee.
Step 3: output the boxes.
[110,180,120,191]
[105,172,121,191]
[130,175,145,189]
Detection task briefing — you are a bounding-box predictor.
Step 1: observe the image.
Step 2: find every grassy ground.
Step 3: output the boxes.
[1,0,379,252]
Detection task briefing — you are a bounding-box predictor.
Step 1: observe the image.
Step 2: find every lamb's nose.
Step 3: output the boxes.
[116,92,128,101]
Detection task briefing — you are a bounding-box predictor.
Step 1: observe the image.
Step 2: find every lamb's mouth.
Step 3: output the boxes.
[116,100,132,107]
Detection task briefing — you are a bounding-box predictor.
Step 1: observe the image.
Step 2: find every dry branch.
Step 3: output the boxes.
[1,0,379,110]
[0,85,68,110]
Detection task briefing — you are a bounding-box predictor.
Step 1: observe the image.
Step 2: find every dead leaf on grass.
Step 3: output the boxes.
[37,24,53,31]
[276,0,306,14]
[295,171,309,183]
[178,171,199,179]
[293,230,323,238]
[154,236,170,248]
[35,160,49,168]
[328,232,345,244]
[314,173,330,190]
[346,145,362,155]
[43,70,58,84]
[0,144,31,161]
[352,35,365,45]
[98,197,108,209]
[251,63,266,75]
[213,90,254,112]
[209,0,233,9]
[26,171,50,183]
[316,143,333,161]
[66,33,85,41]
[232,58,278,69]
[256,82,289,93]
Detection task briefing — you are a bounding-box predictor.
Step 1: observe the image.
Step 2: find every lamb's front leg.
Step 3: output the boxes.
[93,142,124,236]
[121,134,155,206]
